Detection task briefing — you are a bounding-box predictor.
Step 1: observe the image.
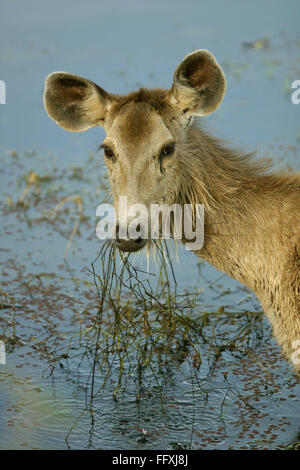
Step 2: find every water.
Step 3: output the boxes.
[0,0,299,450]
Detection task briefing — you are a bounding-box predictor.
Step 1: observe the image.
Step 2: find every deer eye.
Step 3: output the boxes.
[160,142,175,157]
[103,146,114,159]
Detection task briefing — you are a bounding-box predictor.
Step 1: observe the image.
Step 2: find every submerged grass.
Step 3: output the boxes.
[43,238,264,395]
[44,240,202,394]
[33,238,267,444]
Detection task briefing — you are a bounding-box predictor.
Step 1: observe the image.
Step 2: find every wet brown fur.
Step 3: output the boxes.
[175,125,300,372]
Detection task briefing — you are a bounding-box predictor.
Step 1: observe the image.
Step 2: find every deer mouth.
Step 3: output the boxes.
[115,237,148,253]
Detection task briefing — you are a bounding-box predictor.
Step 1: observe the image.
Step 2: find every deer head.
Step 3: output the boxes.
[44,50,226,252]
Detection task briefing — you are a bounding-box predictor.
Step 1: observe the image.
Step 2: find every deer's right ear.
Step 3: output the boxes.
[43,72,114,132]
[168,50,226,117]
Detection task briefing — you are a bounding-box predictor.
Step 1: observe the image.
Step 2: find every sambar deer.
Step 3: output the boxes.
[44,50,300,373]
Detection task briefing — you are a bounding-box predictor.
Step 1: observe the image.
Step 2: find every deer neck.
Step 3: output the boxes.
[177,124,291,296]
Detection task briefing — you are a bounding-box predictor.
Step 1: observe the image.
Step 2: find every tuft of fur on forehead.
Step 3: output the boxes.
[109,88,174,147]
[116,102,154,145]
[113,88,170,114]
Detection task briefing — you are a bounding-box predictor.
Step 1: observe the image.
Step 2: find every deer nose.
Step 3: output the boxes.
[115,223,147,252]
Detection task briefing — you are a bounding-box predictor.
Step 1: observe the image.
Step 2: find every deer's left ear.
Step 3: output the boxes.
[168,49,226,116]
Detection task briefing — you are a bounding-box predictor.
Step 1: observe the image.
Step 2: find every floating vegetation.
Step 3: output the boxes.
[242,37,270,51]
[22,237,277,444]
[41,239,266,395]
